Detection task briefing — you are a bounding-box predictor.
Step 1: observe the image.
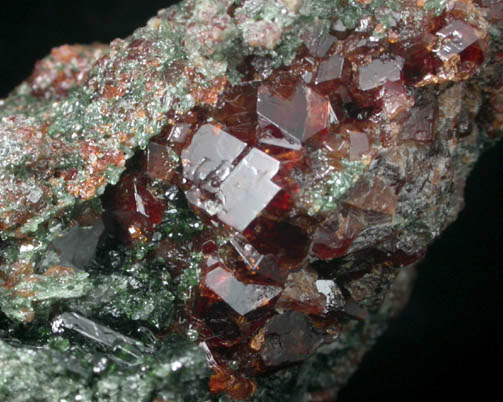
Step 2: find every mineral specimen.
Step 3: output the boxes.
[0,0,501,401]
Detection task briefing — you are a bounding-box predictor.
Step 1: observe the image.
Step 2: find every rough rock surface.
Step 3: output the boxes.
[0,0,501,401]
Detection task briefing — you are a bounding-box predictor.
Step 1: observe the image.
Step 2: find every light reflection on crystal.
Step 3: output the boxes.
[168,123,191,143]
[435,20,478,61]
[218,148,280,231]
[181,124,247,188]
[315,279,345,312]
[257,82,331,143]
[230,234,268,271]
[358,58,403,91]
[204,266,281,316]
[258,125,302,151]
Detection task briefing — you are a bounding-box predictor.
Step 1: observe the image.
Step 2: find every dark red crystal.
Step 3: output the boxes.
[99,2,496,398]
[107,173,164,241]
[257,81,331,143]
[435,20,479,61]
[203,263,282,316]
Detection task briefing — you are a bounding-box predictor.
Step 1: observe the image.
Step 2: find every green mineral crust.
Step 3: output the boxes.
[0,0,502,401]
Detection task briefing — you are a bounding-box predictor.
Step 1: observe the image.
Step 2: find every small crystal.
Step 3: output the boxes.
[358,58,403,91]
[435,20,479,61]
[315,280,345,312]
[51,220,104,269]
[168,123,191,144]
[276,270,326,315]
[146,142,174,180]
[315,54,344,84]
[260,311,323,366]
[348,130,370,161]
[204,266,281,316]
[312,208,364,260]
[379,81,414,120]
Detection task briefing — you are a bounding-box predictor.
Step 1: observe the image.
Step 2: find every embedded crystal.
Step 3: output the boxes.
[312,208,365,260]
[358,58,403,91]
[260,311,323,366]
[1,0,501,400]
[402,102,436,142]
[345,178,398,215]
[181,124,247,191]
[315,54,344,84]
[204,265,282,316]
[51,220,104,269]
[257,82,331,143]
[348,130,370,161]
[217,148,280,231]
[435,20,479,61]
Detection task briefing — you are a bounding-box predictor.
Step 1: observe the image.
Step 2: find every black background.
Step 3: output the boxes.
[1,1,502,401]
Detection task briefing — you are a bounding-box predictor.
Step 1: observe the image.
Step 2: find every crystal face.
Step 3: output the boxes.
[50,220,104,269]
[182,124,281,231]
[0,0,501,401]
[217,148,280,231]
[358,58,404,91]
[257,82,331,143]
[435,20,479,61]
[315,54,344,84]
[204,265,282,316]
[182,124,247,192]
[304,31,337,57]
[260,311,323,367]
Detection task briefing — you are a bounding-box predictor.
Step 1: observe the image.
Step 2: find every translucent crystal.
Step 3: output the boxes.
[51,220,104,269]
[358,57,403,91]
[257,82,331,143]
[435,20,479,61]
[181,124,247,190]
[204,266,281,316]
[217,148,280,231]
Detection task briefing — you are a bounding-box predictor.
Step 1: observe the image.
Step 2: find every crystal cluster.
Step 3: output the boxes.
[0,0,501,401]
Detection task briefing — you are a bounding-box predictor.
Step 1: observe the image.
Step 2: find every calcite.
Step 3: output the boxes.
[0,0,501,401]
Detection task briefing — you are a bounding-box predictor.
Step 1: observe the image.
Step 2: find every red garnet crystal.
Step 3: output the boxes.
[0,0,501,401]
[97,0,495,399]
[204,264,282,316]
